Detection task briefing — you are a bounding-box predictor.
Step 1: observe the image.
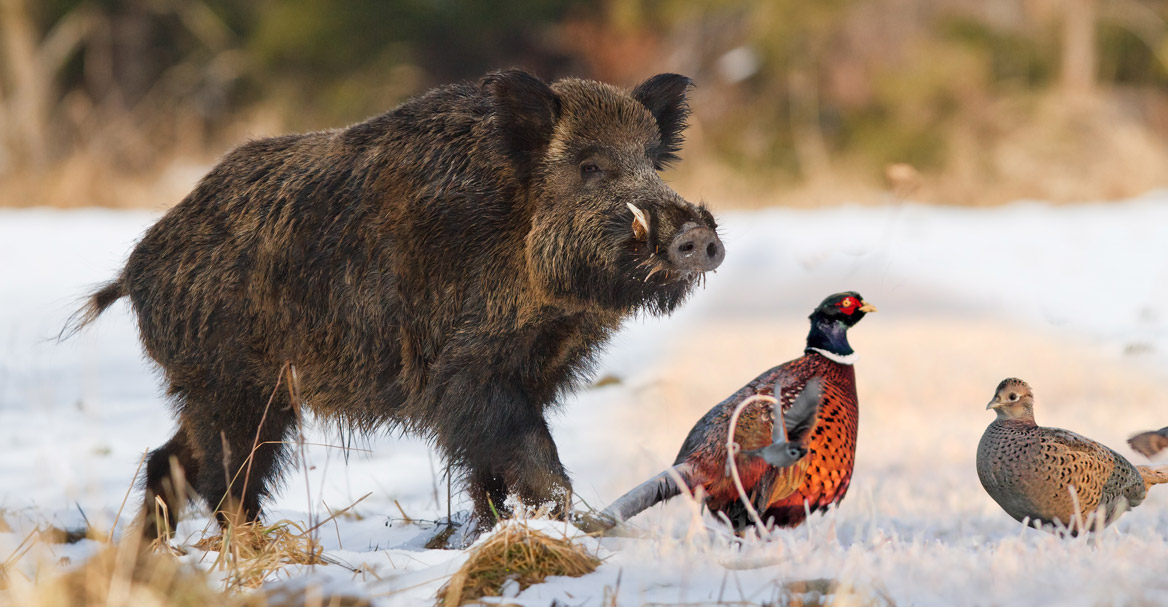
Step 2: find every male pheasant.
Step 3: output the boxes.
[977,378,1168,532]
[594,292,874,530]
[1128,427,1168,458]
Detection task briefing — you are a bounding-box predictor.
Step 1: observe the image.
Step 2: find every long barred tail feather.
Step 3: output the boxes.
[595,462,695,529]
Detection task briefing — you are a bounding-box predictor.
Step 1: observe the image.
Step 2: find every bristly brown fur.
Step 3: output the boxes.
[66,68,722,540]
[59,278,125,341]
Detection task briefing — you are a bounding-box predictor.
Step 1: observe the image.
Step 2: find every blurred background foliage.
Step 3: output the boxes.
[2,0,1168,207]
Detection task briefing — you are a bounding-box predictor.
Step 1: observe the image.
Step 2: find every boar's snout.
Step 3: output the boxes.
[668,222,724,273]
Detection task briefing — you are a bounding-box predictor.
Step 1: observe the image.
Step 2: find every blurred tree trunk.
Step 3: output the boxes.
[0,0,93,170]
[1,0,51,168]
[1060,0,1097,99]
[789,68,832,184]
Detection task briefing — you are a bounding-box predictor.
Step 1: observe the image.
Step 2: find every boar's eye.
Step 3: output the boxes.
[580,161,603,180]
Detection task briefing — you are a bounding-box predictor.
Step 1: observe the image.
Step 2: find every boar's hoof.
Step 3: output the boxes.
[669,222,724,273]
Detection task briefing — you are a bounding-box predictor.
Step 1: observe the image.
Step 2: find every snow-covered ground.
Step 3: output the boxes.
[3,194,1168,606]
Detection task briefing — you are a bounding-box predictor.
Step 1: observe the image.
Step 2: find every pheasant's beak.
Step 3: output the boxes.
[986,399,1003,410]
[859,301,877,313]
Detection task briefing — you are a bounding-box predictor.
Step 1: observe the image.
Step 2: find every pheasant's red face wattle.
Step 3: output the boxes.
[838,297,858,314]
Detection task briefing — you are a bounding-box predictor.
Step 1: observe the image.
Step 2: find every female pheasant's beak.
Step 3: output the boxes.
[986,399,1003,410]
[859,301,877,313]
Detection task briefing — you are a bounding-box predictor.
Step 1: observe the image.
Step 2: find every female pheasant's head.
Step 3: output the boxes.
[987,377,1036,421]
[804,291,876,363]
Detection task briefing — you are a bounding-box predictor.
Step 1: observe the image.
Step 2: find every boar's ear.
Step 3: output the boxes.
[482,69,561,184]
[632,74,693,170]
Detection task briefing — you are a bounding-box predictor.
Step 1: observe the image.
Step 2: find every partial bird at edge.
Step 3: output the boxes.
[1128,426,1168,459]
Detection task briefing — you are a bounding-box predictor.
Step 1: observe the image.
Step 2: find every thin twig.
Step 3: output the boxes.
[304,493,371,536]
[726,394,777,531]
[285,363,316,548]
[242,362,286,511]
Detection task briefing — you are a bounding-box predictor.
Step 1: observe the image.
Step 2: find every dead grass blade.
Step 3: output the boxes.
[108,450,148,543]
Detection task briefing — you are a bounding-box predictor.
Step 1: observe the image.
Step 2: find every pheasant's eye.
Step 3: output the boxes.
[840,298,853,308]
[1009,393,1018,401]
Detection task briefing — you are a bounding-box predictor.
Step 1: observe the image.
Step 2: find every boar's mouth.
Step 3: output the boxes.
[607,204,723,314]
[637,257,704,286]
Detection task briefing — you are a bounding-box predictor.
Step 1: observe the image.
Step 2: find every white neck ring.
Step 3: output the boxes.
[808,347,858,365]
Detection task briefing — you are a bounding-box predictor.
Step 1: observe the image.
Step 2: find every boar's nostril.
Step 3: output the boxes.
[668,223,724,273]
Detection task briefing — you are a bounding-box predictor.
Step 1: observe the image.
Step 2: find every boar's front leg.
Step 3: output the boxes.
[436,379,572,529]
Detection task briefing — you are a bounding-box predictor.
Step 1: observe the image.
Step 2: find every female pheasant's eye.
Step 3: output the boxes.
[1009,393,1018,401]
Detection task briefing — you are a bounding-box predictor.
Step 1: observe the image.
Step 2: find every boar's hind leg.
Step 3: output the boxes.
[181,382,296,532]
[141,429,200,540]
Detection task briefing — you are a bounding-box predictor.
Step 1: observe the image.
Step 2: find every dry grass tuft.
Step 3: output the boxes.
[1,518,370,607]
[3,538,264,607]
[193,519,325,590]
[436,521,600,607]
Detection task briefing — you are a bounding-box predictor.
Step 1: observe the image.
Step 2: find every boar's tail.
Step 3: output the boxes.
[595,462,696,530]
[58,277,127,341]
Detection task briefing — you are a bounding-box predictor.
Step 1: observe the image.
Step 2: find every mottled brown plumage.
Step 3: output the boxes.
[1128,427,1168,459]
[977,378,1168,532]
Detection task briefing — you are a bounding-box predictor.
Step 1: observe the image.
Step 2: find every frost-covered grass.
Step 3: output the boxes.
[3,195,1168,606]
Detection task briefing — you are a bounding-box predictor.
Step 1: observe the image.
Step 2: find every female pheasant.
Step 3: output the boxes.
[594,292,874,530]
[977,378,1168,532]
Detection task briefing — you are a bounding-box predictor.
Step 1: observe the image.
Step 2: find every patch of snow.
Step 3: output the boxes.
[3,194,1168,605]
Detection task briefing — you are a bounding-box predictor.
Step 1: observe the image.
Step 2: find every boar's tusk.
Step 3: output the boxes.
[627,203,650,241]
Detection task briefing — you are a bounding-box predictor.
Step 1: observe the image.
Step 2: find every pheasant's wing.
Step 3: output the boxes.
[1039,427,1143,520]
[672,361,792,466]
[779,377,823,445]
